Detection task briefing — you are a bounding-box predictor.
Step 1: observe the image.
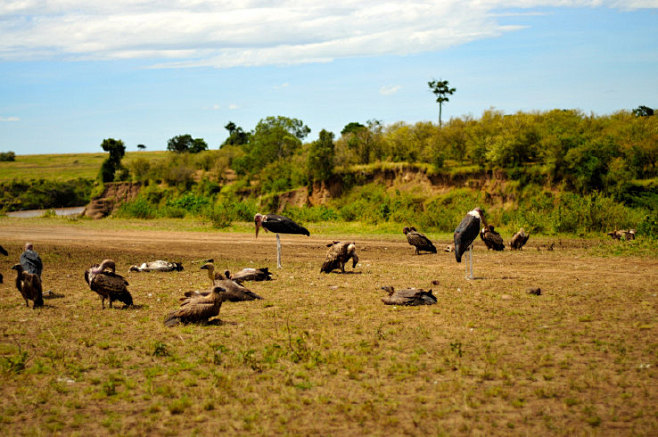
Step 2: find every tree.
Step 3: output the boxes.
[137,144,146,150]
[222,122,250,147]
[308,129,336,182]
[167,134,208,153]
[632,105,654,117]
[243,116,311,172]
[99,138,126,182]
[428,79,456,127]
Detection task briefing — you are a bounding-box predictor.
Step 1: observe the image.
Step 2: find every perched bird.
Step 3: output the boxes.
[510,228,530,250]
[11,264,44,308]
[164,286,226,327]
[225,267,272,283]
[84,259,133,309]
[320,241,359,273]
[199,263,263,301]
[403,226,437,255]
[480,225,505,251]
[129,260,184,272]
[20,242,43,277]
[454,207,487,279]
[380,286,437,306]
[254,213,310,268]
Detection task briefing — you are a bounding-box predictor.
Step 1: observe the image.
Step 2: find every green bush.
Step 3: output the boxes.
[115,197,156,219]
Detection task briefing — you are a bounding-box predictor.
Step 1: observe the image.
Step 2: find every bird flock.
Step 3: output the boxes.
[3,208,634,324]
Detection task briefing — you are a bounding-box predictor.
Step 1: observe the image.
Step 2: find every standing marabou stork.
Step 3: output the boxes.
[454,207,487,280]
[254,213,310,269]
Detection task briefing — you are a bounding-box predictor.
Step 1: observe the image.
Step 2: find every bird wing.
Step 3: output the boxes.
[20,250,43,276]
[320,242,345,273]
[407,232,436,252]
[263,215,310,236]
[482,229,505,250]
[454,214,480,261]
[91,272,129,294]
[216,279,263,301]
[0,245,7,256]
[382,288,436,306]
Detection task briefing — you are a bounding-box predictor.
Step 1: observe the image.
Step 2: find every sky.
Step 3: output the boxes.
[0,1,657,155]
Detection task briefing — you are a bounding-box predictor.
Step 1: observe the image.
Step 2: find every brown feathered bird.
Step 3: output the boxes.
[0,244,7,284]
[320,241,359,273]
[11,264,44,308]
[380,286,437,306]
[225,267,272,284]
[403,227,437,254]
[84,259,133,309]
[480,225,505,251]
[164,285,226,327]
[199,263,263,301]
[510,228,530,250]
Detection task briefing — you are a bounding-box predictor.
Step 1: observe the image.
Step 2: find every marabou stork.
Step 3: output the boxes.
[254,213,310,268]
[454,207,487,280]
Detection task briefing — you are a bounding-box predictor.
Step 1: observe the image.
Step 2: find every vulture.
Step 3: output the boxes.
[480,225,505,251]
[11,264,44,308]
[254,213,310,268]
[607,229,636,241]
[403,227,437,254]
[164,285,226,327]
[84,259,133,309]
[225,267,272,283]
[380,286,437,306]
[20,243,43,277]
[320,241,359,273]
[510,228,530,250]
[129,260,184,272]
[454,207,487,279]
[199,263,263,301]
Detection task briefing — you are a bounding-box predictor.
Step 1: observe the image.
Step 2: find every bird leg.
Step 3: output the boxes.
[276,234,282,269]
[467,245,474,280]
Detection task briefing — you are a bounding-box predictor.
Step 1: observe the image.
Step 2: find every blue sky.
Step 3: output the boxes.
[1,1,656,155]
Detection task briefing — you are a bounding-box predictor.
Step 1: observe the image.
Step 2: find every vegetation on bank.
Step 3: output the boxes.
[1,109,656,236]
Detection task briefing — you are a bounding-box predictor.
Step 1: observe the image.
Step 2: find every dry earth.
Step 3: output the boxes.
[0,223,656,435]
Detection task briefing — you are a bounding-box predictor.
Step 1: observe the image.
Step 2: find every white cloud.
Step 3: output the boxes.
[0,116,20,122]
[228,104,239,110]
[380,85,401,95]
[0,1,654,67]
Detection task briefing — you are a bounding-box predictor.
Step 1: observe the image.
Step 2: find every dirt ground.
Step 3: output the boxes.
[0,222,656,435]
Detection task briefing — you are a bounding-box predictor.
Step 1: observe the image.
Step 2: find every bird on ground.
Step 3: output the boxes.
[380,286,437,306]
[403,226,437,255]
[607,229,636,241]
[11,264,44,308]
[320,241,359,273]
[254,213,310,269]
[84,259,133,309]
[164,285,226,327]
[225,267,272,283]
[454,207,487,280]
[20,242,43,277]
[510,228,530,250]
[199,263,263,301]
[129,260,184,272]
[480,225,505,251]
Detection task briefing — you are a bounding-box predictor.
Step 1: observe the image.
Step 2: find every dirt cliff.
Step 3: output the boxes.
[82,182,142,219]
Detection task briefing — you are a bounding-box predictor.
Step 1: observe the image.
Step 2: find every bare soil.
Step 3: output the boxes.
[0,223,656,435]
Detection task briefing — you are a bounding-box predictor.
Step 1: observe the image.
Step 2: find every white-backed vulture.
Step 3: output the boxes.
[129,260,183,272]
[510,228,530,250]
[380,286,437,306]
[480,225,505,251]
[20,243,43,277]
[11,264,44,308]
[320,241,359,273]
[225,267,272,283]
[403,227,437,254]
[84,259,133,309]
[164,286,226,327]
[199,263,263,301]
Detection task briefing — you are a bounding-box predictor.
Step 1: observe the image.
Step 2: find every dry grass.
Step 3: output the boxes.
[0,222,656,435]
